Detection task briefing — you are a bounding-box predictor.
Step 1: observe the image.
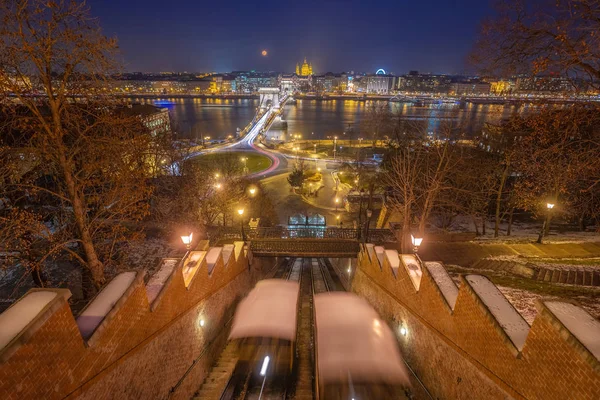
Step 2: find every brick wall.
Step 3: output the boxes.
[352,244,600,400]
[0,243,274,400]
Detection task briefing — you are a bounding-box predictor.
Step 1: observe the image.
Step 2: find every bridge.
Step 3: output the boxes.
[207,226,398,257]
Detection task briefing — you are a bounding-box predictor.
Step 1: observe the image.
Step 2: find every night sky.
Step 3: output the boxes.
[88,0,493,74]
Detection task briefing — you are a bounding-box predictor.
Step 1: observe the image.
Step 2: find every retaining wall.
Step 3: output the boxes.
[352,244,600,400]
[0,242,270,400]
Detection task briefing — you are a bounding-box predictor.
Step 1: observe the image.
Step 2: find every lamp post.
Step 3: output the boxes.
[241,157,248,174]
[238,208,246,241]
[357,189,365,240]
[249,187,257,196]
[314,143,317,154]
[537,203,555,244]
[333,136,338,161]
[181,232,193,250]
[365,209,373,243]
[411,235,423,254]
[335,197,339,211]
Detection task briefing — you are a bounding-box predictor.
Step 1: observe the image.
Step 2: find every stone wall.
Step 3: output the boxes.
[0,242,273,400]
[352,244,600,400]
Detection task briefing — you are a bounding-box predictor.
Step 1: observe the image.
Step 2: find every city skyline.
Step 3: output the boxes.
[88,0,492,74]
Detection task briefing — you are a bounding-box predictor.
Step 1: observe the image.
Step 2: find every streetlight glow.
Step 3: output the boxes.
[411,235,423,247]
[181,232,193,249]
[547,203,555,209]
[237,208,244,216]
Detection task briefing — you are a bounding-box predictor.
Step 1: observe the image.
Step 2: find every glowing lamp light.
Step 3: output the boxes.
[400,326,407,336]
[249,187,257,195]
[547,203,555,209]
[260,356,270,376]
[214,183,222,189]
[237,208,244,216]
[199,319,205,327]
[181,232,193,249]
[411,235,423,247]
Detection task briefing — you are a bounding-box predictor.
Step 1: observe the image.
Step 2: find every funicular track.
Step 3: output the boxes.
[195,258,347,400]
[210,259,302,400]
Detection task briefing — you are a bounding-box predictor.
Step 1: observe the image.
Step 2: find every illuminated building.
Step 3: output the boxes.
[514,76,577,93]
[295,58,313,76]
[365,73,396,94]
[489,80,514,94]
[449,82,491,95]
[119,104,171,137]
[397,71,451,93]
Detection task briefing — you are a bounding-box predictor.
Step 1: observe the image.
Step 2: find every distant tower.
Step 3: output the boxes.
[296,63,300,75]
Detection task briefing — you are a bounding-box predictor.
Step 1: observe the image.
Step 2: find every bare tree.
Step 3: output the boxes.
[0,1,156,293]
[384,118,462,251]
[471,0,600,89]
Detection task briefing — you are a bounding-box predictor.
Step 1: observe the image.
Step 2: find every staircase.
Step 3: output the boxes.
[192,342,239,400]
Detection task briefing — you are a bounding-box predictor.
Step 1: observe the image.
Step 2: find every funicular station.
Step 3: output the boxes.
[0,215,599,400]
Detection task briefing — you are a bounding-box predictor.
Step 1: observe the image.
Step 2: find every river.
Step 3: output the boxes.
[137,97,547,140]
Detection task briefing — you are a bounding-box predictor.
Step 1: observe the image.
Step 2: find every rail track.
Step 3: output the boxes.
[197,257,345,400]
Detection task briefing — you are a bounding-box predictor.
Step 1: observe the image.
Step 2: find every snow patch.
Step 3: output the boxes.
[545,301,600,360]
[0,291,57,350]
[425,262,458,309]
[77,272,137,339]
[401,254,422,290]
[466,275,530,351]
[221,244,234,266]
[146,258,179,305]
[374,246,385,270]
[385,250,400,277]
[182,251,206,287]
[205,247,222,274]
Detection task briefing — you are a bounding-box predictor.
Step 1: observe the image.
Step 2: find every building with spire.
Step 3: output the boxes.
[295,58,313,76]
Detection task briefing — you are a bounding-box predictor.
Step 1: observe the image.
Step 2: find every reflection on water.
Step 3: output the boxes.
[137,97,546,140]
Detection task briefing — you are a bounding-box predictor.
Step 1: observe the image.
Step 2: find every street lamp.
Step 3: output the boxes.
[249,187,257,196]
[314,143,317,153]
[181,232,193,250]
[215,172,220,179]
[537,202,555,244]
[335,197,339,211]
[238,208,246,241]
[333,136,338,161]
[241,157,248,173]
[411,235,423,254]
[214,183,222,189]
[336,215,341,227]
[365,209,373,243]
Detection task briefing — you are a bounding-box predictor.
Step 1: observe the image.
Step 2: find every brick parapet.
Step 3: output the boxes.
[0,242,253,399]
[355,243,600,399]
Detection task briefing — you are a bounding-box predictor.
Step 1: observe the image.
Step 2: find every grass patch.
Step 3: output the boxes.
[190,151,272,174]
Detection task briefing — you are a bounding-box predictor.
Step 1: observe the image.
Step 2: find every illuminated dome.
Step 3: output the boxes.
[295,57,313,76]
